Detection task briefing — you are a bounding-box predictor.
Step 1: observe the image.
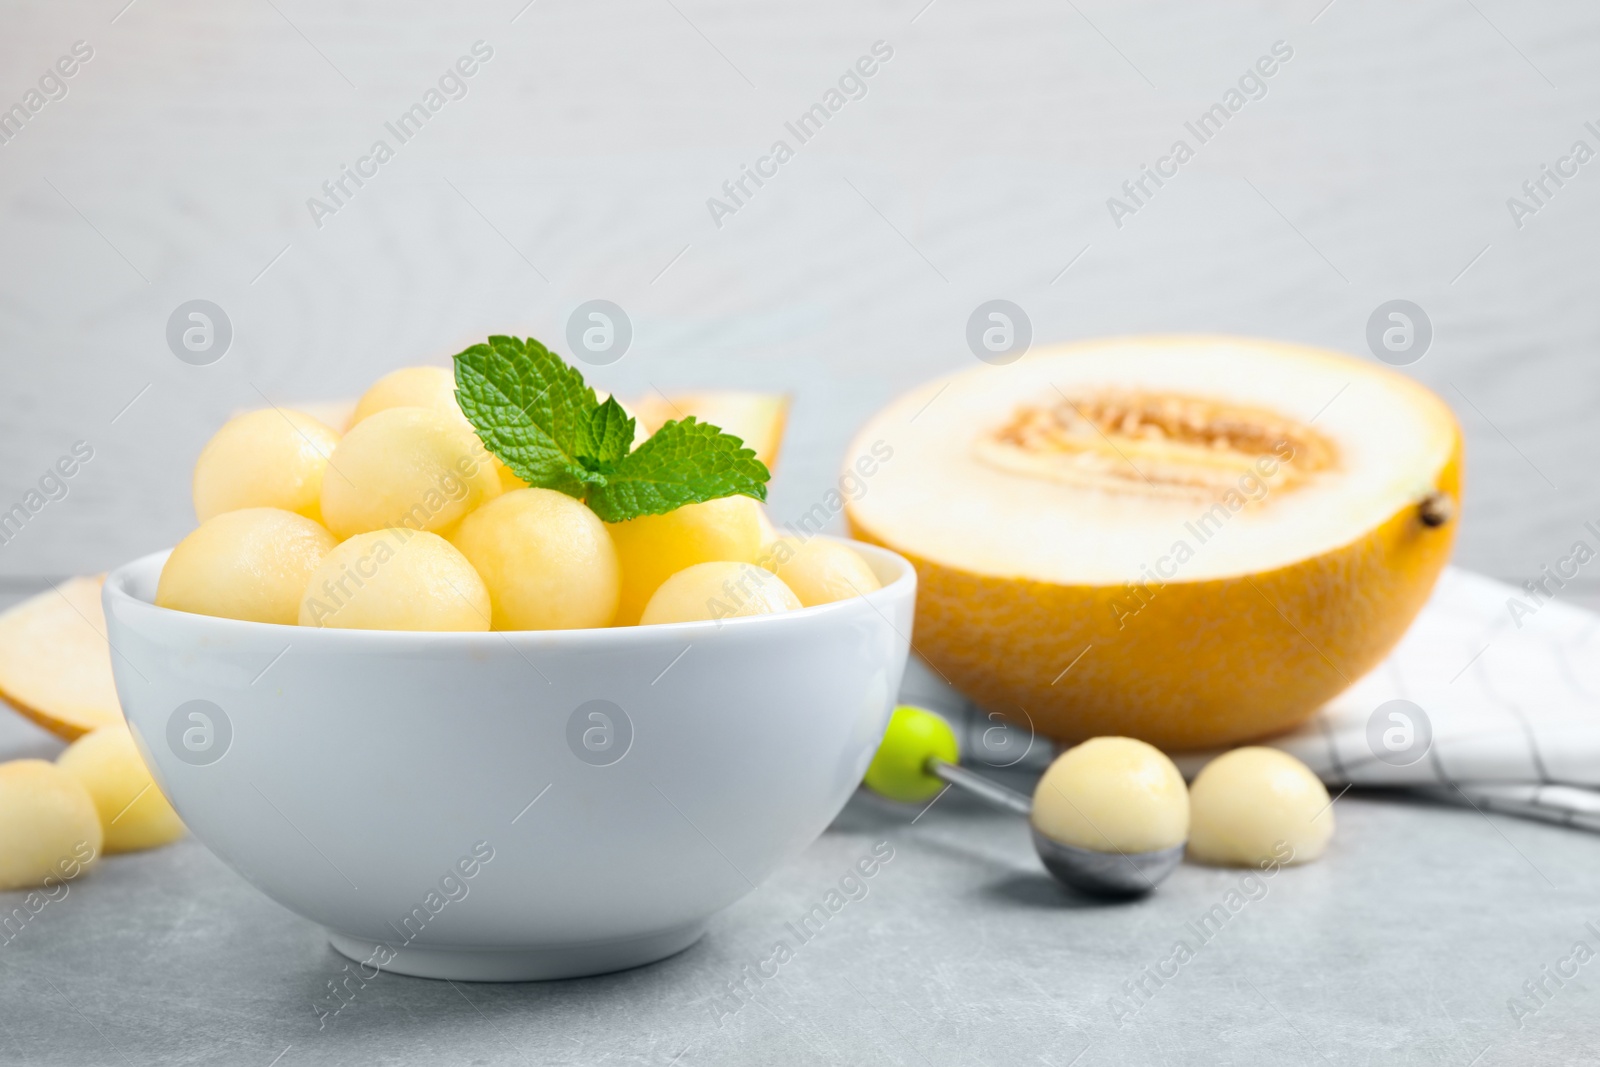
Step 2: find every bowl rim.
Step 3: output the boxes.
[104,534,915,646]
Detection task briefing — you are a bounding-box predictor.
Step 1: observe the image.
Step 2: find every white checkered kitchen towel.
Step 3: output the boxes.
[898,567,1600,832]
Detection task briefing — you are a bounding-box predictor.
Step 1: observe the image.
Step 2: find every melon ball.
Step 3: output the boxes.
[319,406,501,540]
[608,496,764,625]
[193,408,340,524]
[351,366,461,426]
[1187,747,1333,867]
[0,760,102,890]
[350,367,526,492]
[450,489,620,630]
[762,537,881,607]
[640,562,800,626]
[57,724,184,853]
[1031,737,1189,854]
[299,529,491,631]
[158,508,337,625]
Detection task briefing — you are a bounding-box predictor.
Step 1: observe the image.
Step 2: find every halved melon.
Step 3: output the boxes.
[0,578,123,740]
[845,336,1461,750]
[632,391,791,471]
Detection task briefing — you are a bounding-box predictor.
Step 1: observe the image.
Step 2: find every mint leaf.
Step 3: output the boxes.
[587,417,769,522]
[454,336,599,497]
[452,335,772,522]
[586,397,637,468]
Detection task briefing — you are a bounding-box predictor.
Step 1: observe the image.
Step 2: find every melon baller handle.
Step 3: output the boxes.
[925,758,1033,817]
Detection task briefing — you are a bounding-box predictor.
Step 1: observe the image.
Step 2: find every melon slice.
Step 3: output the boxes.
[845,336,1461,750]
[0,578,123,740]
[632,391,791,471]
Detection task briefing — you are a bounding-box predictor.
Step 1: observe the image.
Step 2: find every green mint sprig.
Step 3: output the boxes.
[452,335,769,523]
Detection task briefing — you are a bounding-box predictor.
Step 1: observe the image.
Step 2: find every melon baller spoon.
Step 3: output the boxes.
[864,706,1185,897]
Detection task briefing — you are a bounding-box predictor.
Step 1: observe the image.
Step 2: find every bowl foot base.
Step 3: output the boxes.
[326,921,708,981]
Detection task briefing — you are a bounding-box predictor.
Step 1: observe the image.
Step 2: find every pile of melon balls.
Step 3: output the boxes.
[155,367,881,631]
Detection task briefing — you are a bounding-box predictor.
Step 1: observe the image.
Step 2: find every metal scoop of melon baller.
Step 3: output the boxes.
[926,759,1184,898]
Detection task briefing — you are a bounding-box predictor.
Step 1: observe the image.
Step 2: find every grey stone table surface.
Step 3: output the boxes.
[4,698,1600,1067]
[3,0,1600,1063]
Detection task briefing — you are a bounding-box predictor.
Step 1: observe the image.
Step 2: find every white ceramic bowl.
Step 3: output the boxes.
[103,539,914,981]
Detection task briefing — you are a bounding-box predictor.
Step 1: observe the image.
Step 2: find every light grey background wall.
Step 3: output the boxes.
[1,0,1597,604]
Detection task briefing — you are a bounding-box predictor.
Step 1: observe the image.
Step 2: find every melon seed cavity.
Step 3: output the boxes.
[976,390,1337,501]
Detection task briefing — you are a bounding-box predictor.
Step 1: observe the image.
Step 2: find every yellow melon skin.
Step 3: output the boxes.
[850,445,1459,752]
